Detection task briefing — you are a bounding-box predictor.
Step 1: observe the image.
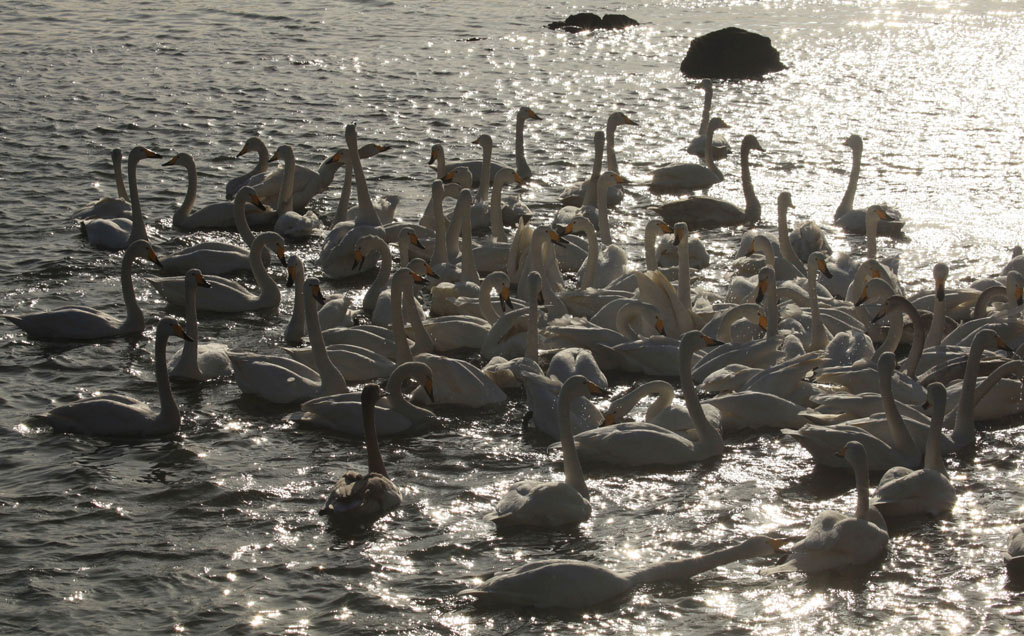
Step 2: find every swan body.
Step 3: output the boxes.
[162,152,276,231]
[834,134,905,236]
[168,270,231,381]
[148,233,287,313]
[80,146,161,250]
[5,240,161,340]
[270,145,317,240]
[685,79,730,159]
[35,317,190,437]
[439,106,541,185]
[649,118,728,195]
[320,384,402,526]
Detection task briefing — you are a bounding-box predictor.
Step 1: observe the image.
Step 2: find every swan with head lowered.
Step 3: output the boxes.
[71,148,131,220]
[168,269,232,381]
[148,232,287,313]
[485,375,602,530]
[320,384,403,527]
[655,134,763,228]
[764,440,889,576]
[80,146,161,250]
[649,117,728,195]
[459,534,788,609]
[161,152,276,231]
[34,317,191,437]
[5,239,161,340]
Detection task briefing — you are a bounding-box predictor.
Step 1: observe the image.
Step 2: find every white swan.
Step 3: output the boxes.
[282,255,308,345]
[228,278,348,404]
[560,112,637,207]
[246,146,342,212]
[5,239,161,340]
[270,145,317,240]
[148,232,287,313]
[655,134,763,228]
[35,317,191,437]
[764,441,889,575]
[686,79,731,159]
[486,375,600,530]
[834,134,905,236]
[168,269,231,381]
[564,213,628,291]
[158,186,271,277]
[440,106,542,185]
[71,148,131,220]
[80,146,161,250]
[1005,526,1024,577]
[162,152,276,231]
[320,384,403,527]
[649,117,728,195]
[870,383,956,518]
[225,136,271,201]
[459,534,787,609]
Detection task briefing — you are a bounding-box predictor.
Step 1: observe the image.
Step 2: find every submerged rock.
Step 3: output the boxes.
[680,27,786,80]
[547,13,640,33]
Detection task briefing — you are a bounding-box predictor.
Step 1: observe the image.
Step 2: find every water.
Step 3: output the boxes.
[2,0,1024,633]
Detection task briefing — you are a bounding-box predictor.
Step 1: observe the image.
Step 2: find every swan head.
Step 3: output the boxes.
[1008,271,1024,307]
[777,191,794,211]
[598,170,627,188]
[741,134,764,154]
[877,350,896,380]
[344,123,360,150]
[161,152,194,169]
[128,146,162,164]
[158,316,193,343]
[493,167,523,188]
[233,186,268,212]
[254,232,287,267]
[679,330,721,359]
[563,216,595,237]
[286,255,305,288]
[837,440,869,469]
[933,263,948,301]
[706,117,729,133]
[304,277,326,306]
[127,239,162,269]
[755,265,775,304]
[238,137,264,157]
[926,382,947,418]
[472,134,493,149]
[672,222,689,245]
[361,383,386,408]
[843,134,864,152]
[185,269,212,291]
[269,145,294,163]
[809,252,832,279]
[518,106,542,122]
[609,111,638,127]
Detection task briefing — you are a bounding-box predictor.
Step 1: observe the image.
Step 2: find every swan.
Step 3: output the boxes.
[923,263,949,348]
[554,129,606,228]
[71,148,131,220]
[485,375,601,530]
[870,383,956,519]
[686,79,731,159]
[298,361,435,437]
[649,117,728,195]
[480,271,545,389]
[5,239,161,340]
[246,146,342,212]
[162,152,276,231]
[228,278,348,404]
[148,232,287,313]
[225,136,271,201]
[783,352,922,472]
[1006,526,1024,577]
[332,143,394,227]
[560,112,638,207]
[764,441,889,575]
[564,213,629,291]
[834,134,905,236]
[654,134,763,228]
[282,255,309,345]
[777,191,830,265]
[35,317,191,437]
[459,534,787,609]
[168,269,231,381]
[318,124,387,280]
[270,145,317,240]
[565,332,725,468]
[157,187,272,277]
[80,146,161,250]
[440,106,542,185]
[319,384,402,527]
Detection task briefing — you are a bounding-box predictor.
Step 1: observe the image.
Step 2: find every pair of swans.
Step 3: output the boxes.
[80,146,161,250]
[148,232,287,313]
[559,112,638,208]
[6,239,161,340]
[35,317,191,437]
[162,152,276,230]
[461,533,787,609]
[686,79,730,159]
[71,148,131,220]
[225,136,270,201]
[431,106,541,185]
[320,384,403,527]
[649,117,728,195]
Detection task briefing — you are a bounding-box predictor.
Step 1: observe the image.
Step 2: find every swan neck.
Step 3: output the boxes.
[334,163,353,224]
[679,343,715,441]
[924,409,946,472]
[121,248,144,332]
[113,150,129,200]
[363,237,392,314]
[808,267,826,351]
[430,184,448,266]
[838,145,861,216]
[853,457,871,520]
[250,236,281,308]
[348,131,374,216]
[903,304,925,378]
[514,112,530,177]
[677,234,691,312]
[155,326,180,432]
[173,159,198,226]
[643,223,660,271]
[596,177,612,245]
[954,341,984,444]
[478,142,491,202]
[181,281,200,376]
[390,275,414,364]
[579,222,598,289]
[630,542,754,587]
[127,153,149,244]
[233,194,257,247]
[558,384,589,499]
[740,143,760,222]
[363,399,387,477]
[305,287,347,395]
[880,363,916,454]
[459,195,480,284]
[605,121,619,174]
[489,179,508,243]
[386,365,434,423]
[526,284,539,362]
[276,151,295,212]
[583,133,603,207]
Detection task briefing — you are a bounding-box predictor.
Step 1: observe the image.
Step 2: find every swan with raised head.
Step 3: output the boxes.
[834,134,905,236]
[655,134,762,228]
[168,269,231,381]
[764,441,889,575]
[5,239,161,340]
[460,534,787,609]
[225,136,270,201]
[486,375,601,530]
[80,146,161,250]
[71,148,131,220]
[35,317,191,437]
[270,145,318,240]
[162,152,276,231]
[649,117,728,195]
[320,384,403,527]
[561,112,638,207]
[686,79,731,159]
[149,232,287,313]
[439,106,542,185]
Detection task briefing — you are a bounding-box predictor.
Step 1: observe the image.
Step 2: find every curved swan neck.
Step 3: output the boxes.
[386,363,435,422]
[362,396,387,477]
[390,272,414,364]
[678,336,716,442]
[346,125,377,224]
[489,172,511,243]
[879,356,917,454]
[233,190,258,247]
[477,135,492,202]
[852,453,871,520]
[362,236,392,314]
[305,283,347,395]
[739,136,761,223]
[172,155,198,226]
[954,335,989,445]
[250,233,282,308]
[675,224,692,315]
[113,148,129,200]
[838,138,862,216]
[698,80,713,135]
[606,118,620,174]
[643,221,665,271]
[121,244,146,332]
[575,217,598,289]
[514,108,533,179]
[807,261,826,351]
[558,380,590,499]
[923,389,947,472]
[155,323,180,432]
[180,275,200,376]
[777,197,805,273]
[629,540,761,586]
[284,260,307,344]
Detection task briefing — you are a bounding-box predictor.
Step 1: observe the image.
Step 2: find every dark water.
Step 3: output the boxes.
[2,1,1024,633]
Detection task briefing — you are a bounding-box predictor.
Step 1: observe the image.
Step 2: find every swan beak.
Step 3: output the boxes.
[442,170,456,183]
[472,135,485,145]
[1016,285,1023,306]
[655,317,666,335]
[411,271,429,286]
[423,378,435,402]
[286,265,296,288]
[658,222,672,234]
[623,115,638,126]
[702,334,724,347]
[527,108,542,120]
[375,144,391,155]
[602,411,618,426]
[614,174,629,185]
[409,233,425,250]
[328,151,343,164]
[237,143,250,158]
[172,322,194,342]
[855,288,869,307]
[162,156,179,167]
[512,172,524,185]
[673,229,685,246]
[997,335,1013,352]
[585,381,608,397]
[758,313,768,332]
[147,247,162,269]
[537,290,545,306]
[499,286,512,312]
[560,222,575,236]
[428,149,438,165]
[143,149,162,159]
[817,259,833,279]
[311,284,327,306]
[936,279,946,302]
[755,279,767,304]
[195,272,212,289]
[352,248,365,271]
[247,194,268,211]
[423,264,439,280]
[768,537,791,551]
[275,245,287,267]
[547,229,568,247]
[870,307,886,323]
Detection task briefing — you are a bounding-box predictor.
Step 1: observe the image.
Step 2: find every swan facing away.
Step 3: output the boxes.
[649,117,728,195]
[459,534,788,609]
[34,317,191,437]
[320,384,402,527]
[80,146,161,251]
[5,239,161,340]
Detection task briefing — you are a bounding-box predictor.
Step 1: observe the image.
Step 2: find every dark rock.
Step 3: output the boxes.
[680,27,786,80]
[547,12,639,33]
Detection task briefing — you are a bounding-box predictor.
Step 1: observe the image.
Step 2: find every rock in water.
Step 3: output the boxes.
[547,13,639,32]
[680,27,786,80]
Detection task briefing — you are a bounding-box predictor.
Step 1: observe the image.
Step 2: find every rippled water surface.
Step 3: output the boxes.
[3,1,1024,633]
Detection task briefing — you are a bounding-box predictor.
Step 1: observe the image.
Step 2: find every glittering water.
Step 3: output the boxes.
[2,1,1024,633]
